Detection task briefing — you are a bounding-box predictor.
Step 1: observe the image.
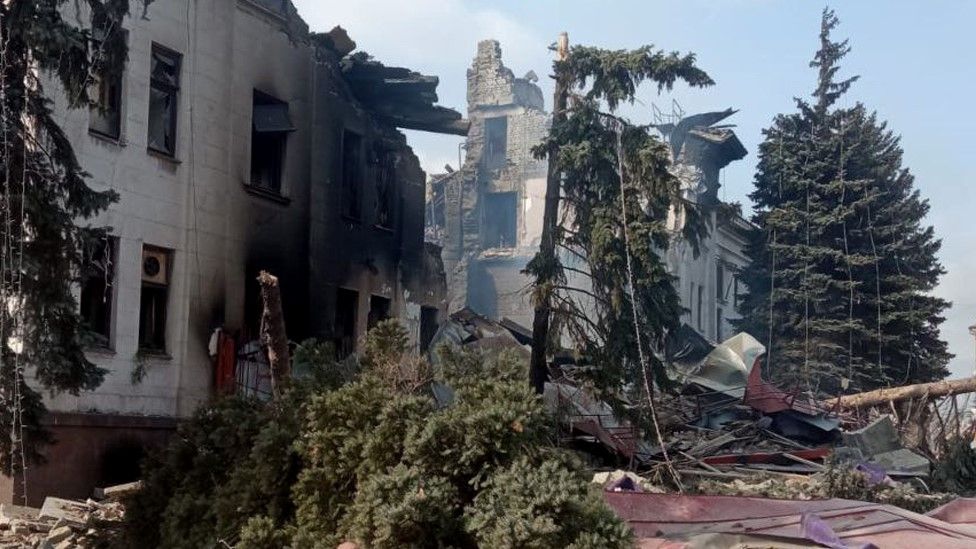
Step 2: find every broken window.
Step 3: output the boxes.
[89,27,126,139]
[334,288,358,358]
[483,116,508,170]
[483,192,517,248]
[368,295,391,331]
[147,44,181,156]
[420,306,438,352]
[373,145,396,229]
[250,91,295,193]
[342,130,363,220]
[80,236,118,348]
[139,246,171,352]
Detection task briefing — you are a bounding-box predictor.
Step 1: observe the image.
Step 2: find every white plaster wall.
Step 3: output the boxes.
[670,211,750,342]
[43,0,312,418]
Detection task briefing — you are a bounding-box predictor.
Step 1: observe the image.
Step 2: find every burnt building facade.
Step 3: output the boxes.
[11,0,461,506]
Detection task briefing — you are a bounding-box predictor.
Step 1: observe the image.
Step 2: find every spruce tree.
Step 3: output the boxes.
[0,1,141,473]
[527,44,712,405]
[737,9,950,392]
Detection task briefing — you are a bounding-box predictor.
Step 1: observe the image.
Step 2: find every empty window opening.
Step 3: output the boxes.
[373,145,396,229]
[250,91,294,193]
[716,262,725,302]
[139,246,171,352]
[368,295,392,331]
[334,288,359,358]
[342,130,364,220]
[483,116,508,170]
[89,26,126,139]
[716,307,724,342]
[733,276,740,308]
[147,44,181,156]
[696,285,703,331]
[420,306,438,352]
[483,192,517,248]
[80,236,118,348]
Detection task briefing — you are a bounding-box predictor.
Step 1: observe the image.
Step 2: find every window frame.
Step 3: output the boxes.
[80,236,119,349]
[138,245,172,354]
[249,91,293,195]
[147,43,182,157]
[88,28,128,140]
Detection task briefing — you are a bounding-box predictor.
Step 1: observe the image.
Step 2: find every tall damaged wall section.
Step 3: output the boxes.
[432,40,550,328]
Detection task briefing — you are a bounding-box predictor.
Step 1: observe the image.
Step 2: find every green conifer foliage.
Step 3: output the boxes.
[736,9,951,391]
[124,322,632,548]
[0,1,145,469]
[527,44,712,402]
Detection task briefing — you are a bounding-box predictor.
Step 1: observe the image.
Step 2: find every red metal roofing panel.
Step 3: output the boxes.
[605,493,976,548]
[927,498,976,525]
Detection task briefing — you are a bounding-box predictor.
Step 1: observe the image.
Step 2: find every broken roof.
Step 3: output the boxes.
[659,108,747,169]
[341,53,469,136]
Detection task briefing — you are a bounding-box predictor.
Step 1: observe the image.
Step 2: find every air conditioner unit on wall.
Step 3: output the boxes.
[142,248,169,285]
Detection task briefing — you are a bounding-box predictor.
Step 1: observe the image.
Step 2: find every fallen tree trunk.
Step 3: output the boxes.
[834,376,976,409]
[258,270,290,398]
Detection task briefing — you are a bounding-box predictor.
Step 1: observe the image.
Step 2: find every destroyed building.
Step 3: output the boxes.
[429,40,549,328]
[659,106,751,342]
[428,41,751,343]
[6,0,464,506]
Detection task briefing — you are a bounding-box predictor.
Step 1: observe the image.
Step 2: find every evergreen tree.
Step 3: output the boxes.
[737,9,950,392]
[0,1,141,472]
[527,43,712,406]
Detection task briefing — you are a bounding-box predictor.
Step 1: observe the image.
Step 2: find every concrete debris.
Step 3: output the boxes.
[92,480,142,502]
[0,484,134,548]
[325,25,356,57]
[843,416,901,457]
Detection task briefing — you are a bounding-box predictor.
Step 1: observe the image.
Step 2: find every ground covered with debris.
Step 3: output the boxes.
[0,482,136,548]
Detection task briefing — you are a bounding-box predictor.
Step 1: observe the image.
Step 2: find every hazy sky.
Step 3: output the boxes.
[292,0,976,379]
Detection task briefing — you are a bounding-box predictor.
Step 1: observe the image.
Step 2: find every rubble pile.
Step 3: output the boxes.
[0,482,138,548]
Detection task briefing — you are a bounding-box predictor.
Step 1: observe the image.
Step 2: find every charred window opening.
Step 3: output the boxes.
[368,295,391,331]
[81,236,118,348]
[483,192,517,248]
[420,306,438,352]
[342,130,364,220]
[89,27,127,139]
[334,288,358,358]
[139,246,171,353]
[147,44,181,156]
[483,116,508,170]
[250,91,294,193]
[373,145,396,229]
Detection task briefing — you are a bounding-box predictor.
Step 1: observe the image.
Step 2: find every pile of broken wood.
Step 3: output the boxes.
[0,481,138,549]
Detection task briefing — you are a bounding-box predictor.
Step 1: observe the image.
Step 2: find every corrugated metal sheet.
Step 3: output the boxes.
[605,492,976,548]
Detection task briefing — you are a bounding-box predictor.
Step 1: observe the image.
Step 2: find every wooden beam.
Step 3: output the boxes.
[258,271,290,398]
[834,376,976,409]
